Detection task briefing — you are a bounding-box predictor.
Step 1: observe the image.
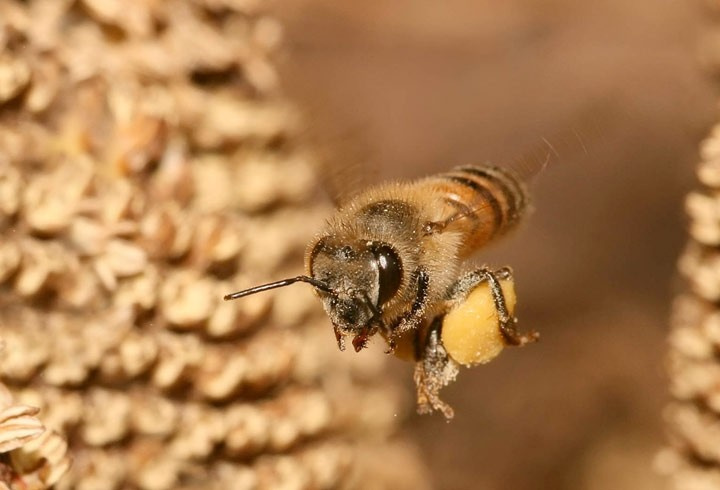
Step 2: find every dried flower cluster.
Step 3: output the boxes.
[0,1,426,489]
[655,4,720,486]
[0,340,71,490]
[658,126,720,489]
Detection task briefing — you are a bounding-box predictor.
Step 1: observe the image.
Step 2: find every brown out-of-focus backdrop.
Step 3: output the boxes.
[275,1,717,489]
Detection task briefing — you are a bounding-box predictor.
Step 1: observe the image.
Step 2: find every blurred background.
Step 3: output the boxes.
[275,1,718,489]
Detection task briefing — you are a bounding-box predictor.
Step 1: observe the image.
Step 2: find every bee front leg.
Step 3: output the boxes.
[333,325,346,351]
[450,267,538,346]
[414,318,459,419]
[386,269,430,352]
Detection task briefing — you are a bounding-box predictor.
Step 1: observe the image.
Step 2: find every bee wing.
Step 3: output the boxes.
[297,104,381,207]
[507,106,608,183]
[434,104,611,232]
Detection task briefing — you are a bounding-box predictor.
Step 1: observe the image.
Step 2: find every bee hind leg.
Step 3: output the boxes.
[450,267,539,347]
[414,318,459,419]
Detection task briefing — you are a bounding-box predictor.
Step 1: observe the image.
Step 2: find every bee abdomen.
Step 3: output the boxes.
[455,165,527,225]
[429,165,529,255]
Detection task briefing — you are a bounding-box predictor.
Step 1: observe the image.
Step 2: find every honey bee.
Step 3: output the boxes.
[225,164,538,418]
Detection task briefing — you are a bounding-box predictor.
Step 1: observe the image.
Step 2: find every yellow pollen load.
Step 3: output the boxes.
[441,278,517,366]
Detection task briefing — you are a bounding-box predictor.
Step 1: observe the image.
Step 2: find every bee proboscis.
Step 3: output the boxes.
[225,164,538,418]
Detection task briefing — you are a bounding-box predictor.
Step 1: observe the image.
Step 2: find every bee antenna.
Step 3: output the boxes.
[223,276,334,301]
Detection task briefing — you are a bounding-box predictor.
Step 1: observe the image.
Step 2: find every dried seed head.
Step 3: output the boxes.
[25,56,61,113]
[0,241,20,285]
[0,402,44,453]
[0,2,426,488]
[0,350,70,488]
[0,55,30,104]
[0,166,21,218]
[10,429,72,487]
[81,389,131,447]
[160,271,216,330]
[666,109,720,486]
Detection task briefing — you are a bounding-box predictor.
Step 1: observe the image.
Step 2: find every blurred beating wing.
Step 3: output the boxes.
[297,103,381,207]
[435,100,614,233]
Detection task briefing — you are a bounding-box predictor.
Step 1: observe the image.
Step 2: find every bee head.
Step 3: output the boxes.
[308,236,403,351]
[223,235,403,353]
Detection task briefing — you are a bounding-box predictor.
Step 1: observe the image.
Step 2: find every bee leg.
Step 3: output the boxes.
[394,269,430,333]
[485,268,539,346]
[333,325,346,351]
[451,267,539,346]
[388,269,430,352]
[422,211,467,236]
[414,318,458,419]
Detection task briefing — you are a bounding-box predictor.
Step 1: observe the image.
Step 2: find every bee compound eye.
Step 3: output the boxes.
[372,244,403,306]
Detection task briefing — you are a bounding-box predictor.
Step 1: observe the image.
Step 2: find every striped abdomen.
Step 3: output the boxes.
[422,165,529,257]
